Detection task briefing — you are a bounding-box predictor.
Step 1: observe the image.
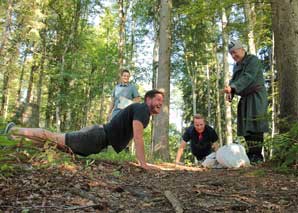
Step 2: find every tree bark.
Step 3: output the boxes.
[222,8,233,144]
[152,0,172,161]
[0,0,13,57]
[244,0,257,55]
[213,45,223,146]
[271,0,298,131]
[0,63,11,118]
[118,0,126,69]
[151,0,160,156]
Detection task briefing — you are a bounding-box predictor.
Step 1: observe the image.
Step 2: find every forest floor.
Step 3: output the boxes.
[0,138,298,213]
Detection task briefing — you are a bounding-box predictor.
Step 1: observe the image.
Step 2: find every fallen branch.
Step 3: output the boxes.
[69,187,98,203]
[65,204,104,210]
[0,205,63,210]
[164,190,183,213]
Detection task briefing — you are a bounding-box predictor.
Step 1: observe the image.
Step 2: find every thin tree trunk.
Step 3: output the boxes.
[1,67,10,118]
[222,8,233,144]
[151,0,160,156]
[118,0,126,69]
[269,33,276,158]
[152,0,172,161]
[35,31,47,127]
[16,49,28,107]
[213,45,223,146]
[244,0,256,55]
[45,79,54,128]
[206,64,211,119]
[0,0,13,57]
[20,63,38,124]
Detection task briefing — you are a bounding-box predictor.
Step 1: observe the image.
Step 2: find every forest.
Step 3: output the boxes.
[0,0,297,212]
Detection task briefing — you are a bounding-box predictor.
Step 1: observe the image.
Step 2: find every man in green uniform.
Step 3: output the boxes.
[224,40,269,163]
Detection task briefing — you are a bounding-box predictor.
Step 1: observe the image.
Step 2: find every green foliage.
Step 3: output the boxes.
[0,163,14,175]
[270,124,298,170]
[168,123,182,161]
[88,146,135,163]
[245,169,267,177]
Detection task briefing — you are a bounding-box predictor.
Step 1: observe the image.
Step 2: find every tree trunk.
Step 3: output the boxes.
[20,64,38,125]
[271,0,298,131]
[222,8,233,144]
[118,0,126,69]
[213,45,223,146]
[151,0,160,156]
[0,0,13,57]
[0,65,11,118]
[206,64,211,119]
[56,1,81,131]
[35,32,47,127]
[14,47,28,122]
[244,0,256,55]
[269,33,276,158]
[152,0,172,161]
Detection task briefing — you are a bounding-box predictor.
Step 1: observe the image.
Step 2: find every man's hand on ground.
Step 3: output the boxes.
[140,163,159,170]
[175,162,184,166]
[212,142,219,151]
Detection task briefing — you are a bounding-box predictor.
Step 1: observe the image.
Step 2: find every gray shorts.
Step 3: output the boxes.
[65,125,109,156]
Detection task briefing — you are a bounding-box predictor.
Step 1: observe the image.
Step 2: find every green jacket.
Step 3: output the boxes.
[230,53,269,136]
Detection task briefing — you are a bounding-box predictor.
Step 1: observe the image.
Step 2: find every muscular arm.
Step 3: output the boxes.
[175,140,187,163]
[133,120,149,169]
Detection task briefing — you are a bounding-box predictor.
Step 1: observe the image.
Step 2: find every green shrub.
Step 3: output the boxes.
[270,124,298,169]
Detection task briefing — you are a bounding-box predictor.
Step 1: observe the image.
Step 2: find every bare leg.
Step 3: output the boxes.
[10,127,65,147]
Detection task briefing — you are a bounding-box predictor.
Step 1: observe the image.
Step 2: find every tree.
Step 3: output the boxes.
[271,0,298,131]
[222,7,233,144]
[244,0,256,54]
[152,0,172,161]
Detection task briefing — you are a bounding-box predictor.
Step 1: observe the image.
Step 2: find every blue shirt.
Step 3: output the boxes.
[111,83,140,119]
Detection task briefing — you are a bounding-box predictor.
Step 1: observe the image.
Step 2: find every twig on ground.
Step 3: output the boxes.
[65,204,104,210]
[164,190,183,213]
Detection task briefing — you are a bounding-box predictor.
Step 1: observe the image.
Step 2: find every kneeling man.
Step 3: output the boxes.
[175,114,219,164]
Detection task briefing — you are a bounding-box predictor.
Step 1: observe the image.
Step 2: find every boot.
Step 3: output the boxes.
[246,140,264,164]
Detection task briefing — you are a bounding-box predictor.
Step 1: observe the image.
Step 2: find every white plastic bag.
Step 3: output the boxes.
[216,143,250,168]
[202,152,224,169]
[117,96,133,109]
[202,152,217,168]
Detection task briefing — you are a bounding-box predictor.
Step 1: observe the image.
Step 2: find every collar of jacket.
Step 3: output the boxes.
[236,52,251,66]
[119,83,129,87]
[234,53,251,73]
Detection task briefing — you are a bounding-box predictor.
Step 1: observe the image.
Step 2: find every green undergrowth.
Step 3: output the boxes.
[268,123,298,175]
[0,136,138,177]
[87,146,136,163]
[0,136,75,176]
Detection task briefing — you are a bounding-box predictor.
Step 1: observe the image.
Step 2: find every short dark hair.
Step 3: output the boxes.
[121,69,130,76]
[144,89,164,101]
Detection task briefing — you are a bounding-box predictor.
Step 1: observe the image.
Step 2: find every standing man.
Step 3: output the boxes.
[4,90,164,170]
[175,114,219,164]
[223,40,269,163]
[108,69,140,120]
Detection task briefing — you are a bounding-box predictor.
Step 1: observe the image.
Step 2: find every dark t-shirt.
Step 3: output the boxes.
[182,125,218,160]
[103,103,150,153]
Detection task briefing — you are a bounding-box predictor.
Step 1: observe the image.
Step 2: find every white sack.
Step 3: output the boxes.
[117,96,133,109]
[202,152,224,169]
[202,152,217,168]
[216,143,250,168]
